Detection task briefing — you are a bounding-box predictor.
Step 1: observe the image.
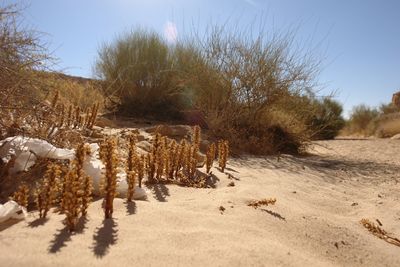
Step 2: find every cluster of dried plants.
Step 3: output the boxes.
[7,125,228,230]
[119,126,225,189]
[141,126,206,187]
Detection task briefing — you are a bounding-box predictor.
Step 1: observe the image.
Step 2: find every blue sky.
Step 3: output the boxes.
[12,0,400,116]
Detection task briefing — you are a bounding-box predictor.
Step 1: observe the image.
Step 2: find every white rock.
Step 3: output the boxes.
[132,187,147,200]
[0,136,74,173]
[0,136,147,199]
[0,201,27,223]
[390,133,400,140]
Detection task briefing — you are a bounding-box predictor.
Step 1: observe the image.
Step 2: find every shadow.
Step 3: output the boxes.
[75,216,89,234]
[92,219,118,258]
[28,217,49,228]
[48,217,88,253]
[126,201,137,215]
[261,209,286,221]
[226,172,240,181]
[233,153,400,185]
[205,172,220,188]
[147,184,170,202]
[48,227,72,253]
[225,167,239,173]
[0,218,22,232]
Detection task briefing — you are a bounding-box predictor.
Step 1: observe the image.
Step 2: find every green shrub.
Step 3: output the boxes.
[346,104,379,136]
[379,103,400,115]
[308,98,345,140]
[95,26,324,155]
[94,29,187,119]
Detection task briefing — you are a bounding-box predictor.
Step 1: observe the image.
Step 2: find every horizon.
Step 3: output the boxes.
[11,0,400,117]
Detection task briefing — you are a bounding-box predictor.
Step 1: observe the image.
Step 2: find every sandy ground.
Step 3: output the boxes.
[0,139,399,266]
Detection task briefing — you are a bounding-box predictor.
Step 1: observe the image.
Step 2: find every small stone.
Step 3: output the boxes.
[219,206,225,214]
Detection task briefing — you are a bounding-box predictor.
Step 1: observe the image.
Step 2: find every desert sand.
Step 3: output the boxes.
[0,138,399,267]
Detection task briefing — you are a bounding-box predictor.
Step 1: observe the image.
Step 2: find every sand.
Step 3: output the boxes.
[0,139,399,266]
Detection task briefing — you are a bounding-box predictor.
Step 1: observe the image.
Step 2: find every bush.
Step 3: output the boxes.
[375,116,400,137]
[190,26,321,153]
[342,102,400,138]
[0,3,51,138]
[38,72,104,111]
[95,25,325,154]
[345,105,380,136]
[308,98,345,140]
[94,29,187,119]
[379,103,400,115]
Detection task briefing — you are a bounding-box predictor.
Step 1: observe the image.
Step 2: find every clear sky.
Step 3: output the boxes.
[10,0,400,116]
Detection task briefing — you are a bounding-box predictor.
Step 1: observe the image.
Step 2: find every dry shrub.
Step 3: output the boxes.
[0,3,103,146]
[0,3,51,139]
[360,219,400,247]
[307,98,345,140]
[342,103,400,138]
[182,25,322,154]
[342,105,379,136]
[95,24,329,155]
[0,87,101,149]
[38,72,104,111]
[375,114,400,138]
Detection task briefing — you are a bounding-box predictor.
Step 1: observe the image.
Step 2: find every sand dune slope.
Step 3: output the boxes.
[0,139,399,266]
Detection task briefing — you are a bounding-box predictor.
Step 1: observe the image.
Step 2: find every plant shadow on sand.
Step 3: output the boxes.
[224,167,239,173]
[201,170,220,188]
[126,201,136,215]
[147,183,170,202]
[233,154,400,185]
[0,218,22,232]
[92,218,118,258]
[28,217,49,228]
[261,209,286,221]
[48,216,88,253]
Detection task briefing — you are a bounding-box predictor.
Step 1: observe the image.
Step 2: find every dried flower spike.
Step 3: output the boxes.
[206,143,216,173]
[11,183,30,209]
[36,163,61,218]
[100,137,119,219]
[247,198,277,209]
